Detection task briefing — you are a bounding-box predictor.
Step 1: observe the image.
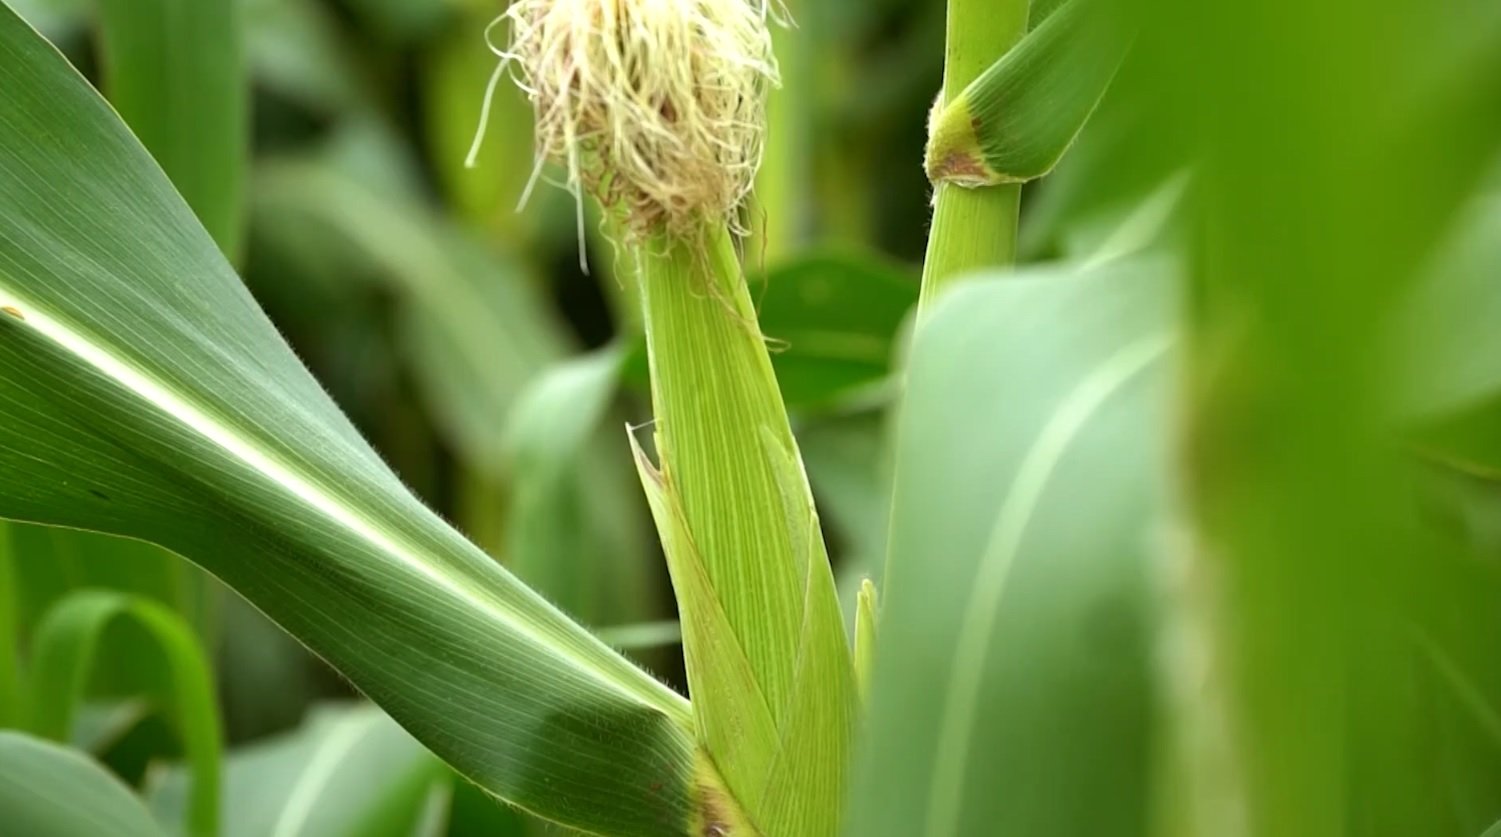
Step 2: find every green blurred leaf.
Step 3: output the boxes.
[254,135,656,627]
[0,9,699,834]
[0,731,166,837]
[799,409,892,613]
[502,344,657,626]
[148,703,462,837]
[752,251,917,410]
[0,520,18,726]
[27,590,222,837]
[6,0,83,36]
[422,6,560,240]
[244,0,367,114]
[507,347,625,483]
[595,620,683,652]
[97,0,247,260]
[8,525,210,641]
[4,524,217,715]
[254,149,564,474]
[338,0,447,42]
[1398,190,1501,420]
[849,257,1174,836]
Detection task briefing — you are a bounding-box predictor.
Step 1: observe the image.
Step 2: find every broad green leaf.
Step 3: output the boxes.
[507,347,626,487]
[926,0,1131,187]
[848,258,1174,836]
[27,590,222,837]
[147,703,472,837]
[0,9,699,835]
[1017,39,1187,262]
[0,731,165,837]
[97,0,247,259]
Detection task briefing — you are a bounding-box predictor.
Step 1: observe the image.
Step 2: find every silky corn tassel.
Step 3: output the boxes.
[489,0,782,239]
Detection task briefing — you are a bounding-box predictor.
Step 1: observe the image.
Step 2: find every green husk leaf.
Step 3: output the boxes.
[629,433,777,830]
[26,590,222,837]
[926,0,1131,187]
[636,227,858,834]
[754,430,859,837]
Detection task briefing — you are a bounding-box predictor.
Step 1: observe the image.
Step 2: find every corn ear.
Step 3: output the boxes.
[632,227,857,836]
[927,0,1131,187]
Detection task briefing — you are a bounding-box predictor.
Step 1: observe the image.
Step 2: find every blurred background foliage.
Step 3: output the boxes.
[3,0,1499,834]
[0,0,959,832]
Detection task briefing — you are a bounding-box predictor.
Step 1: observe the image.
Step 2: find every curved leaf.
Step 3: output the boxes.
[848,258,1175,836]
[27,589,221,837]
[146,703,475,837]
[7,525,215,691]
[0,9,698,835]
[0,731,165,837]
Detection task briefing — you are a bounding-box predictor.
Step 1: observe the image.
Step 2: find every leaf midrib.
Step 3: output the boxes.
[921,332,1174,837]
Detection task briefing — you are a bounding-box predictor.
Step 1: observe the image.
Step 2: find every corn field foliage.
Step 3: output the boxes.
[0,0,1499,835]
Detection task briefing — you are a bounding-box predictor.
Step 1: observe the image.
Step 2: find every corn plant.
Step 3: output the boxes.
[3,0,1501,835]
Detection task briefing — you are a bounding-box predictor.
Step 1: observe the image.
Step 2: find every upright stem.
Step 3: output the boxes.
[918,0,1031,313]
